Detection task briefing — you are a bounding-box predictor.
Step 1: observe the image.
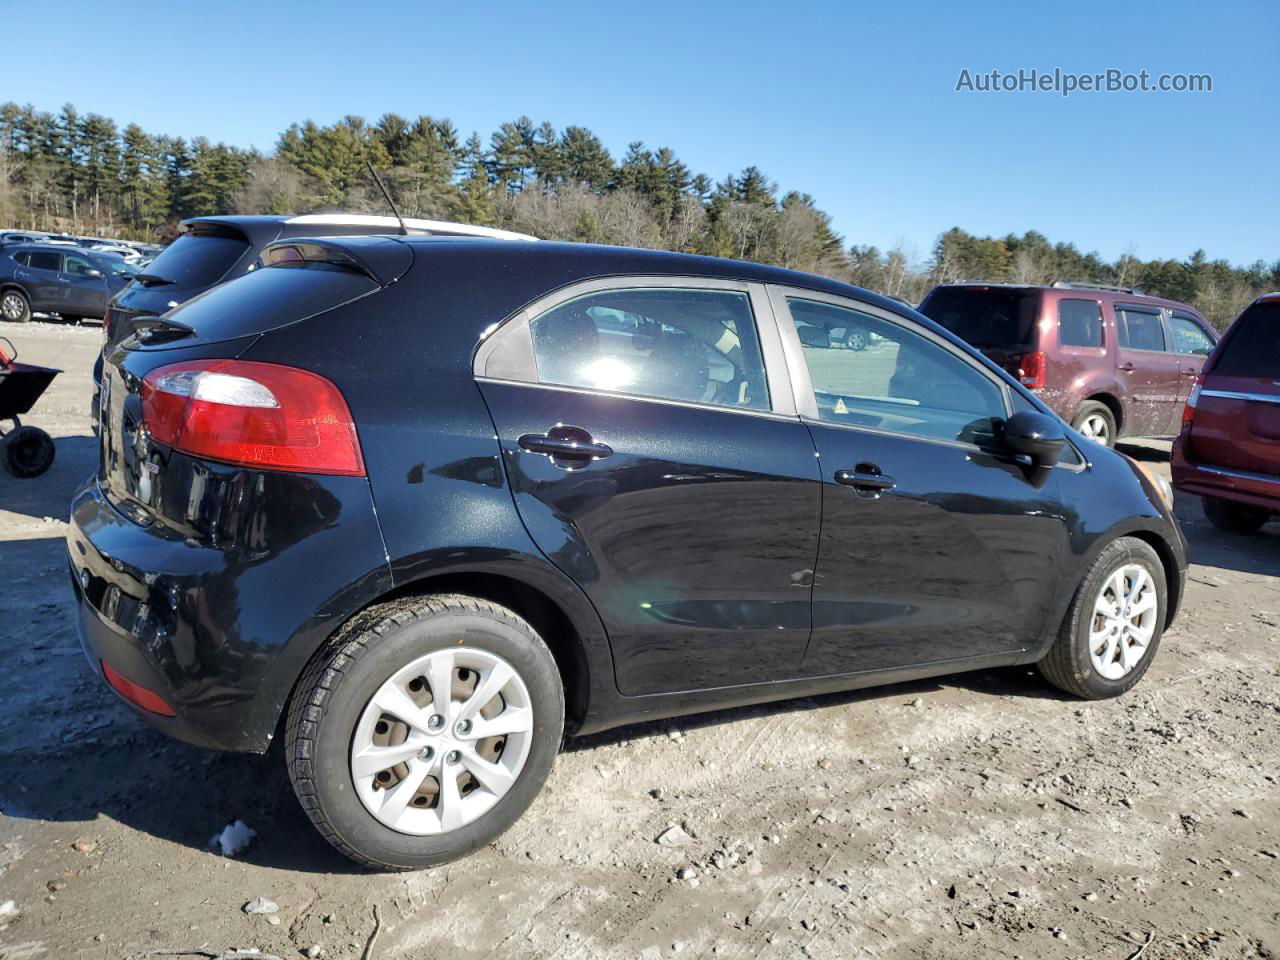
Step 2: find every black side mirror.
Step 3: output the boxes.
[84,269,103,279]
[1002,410,1065,467]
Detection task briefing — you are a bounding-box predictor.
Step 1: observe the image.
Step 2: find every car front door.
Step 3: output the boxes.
[1168,311,1217,409]
[60,252,108,317]
[15,250,64,311]
[1114,303,1182,436]
[476,278,822,696]
[771,289,1070,675]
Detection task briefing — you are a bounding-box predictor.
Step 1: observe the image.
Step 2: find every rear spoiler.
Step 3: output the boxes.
[258,236,413,286]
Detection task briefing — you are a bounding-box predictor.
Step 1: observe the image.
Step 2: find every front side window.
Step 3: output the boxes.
[1169,314,1215,356]
[64,253,95,276]
[788,297,1007,445]
[1058,298,1103,347]
[529,288,769,411]
[1117,306,1167,351]
[26,251,61,271]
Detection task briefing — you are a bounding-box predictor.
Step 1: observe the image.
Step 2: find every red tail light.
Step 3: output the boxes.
[1181,374,1204,428]
[1017,351,1047,389]
[140,360,365,476]
[102,661,175,716]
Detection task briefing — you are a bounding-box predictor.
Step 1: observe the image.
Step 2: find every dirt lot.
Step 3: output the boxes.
[0,321,1277,960]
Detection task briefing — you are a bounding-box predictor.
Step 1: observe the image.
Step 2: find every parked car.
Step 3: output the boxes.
[0,243,140,323]
[0,231,51,247]
[90,214,537,426]
[918,282,1218,446]
[1172,293,1280,533]
[71,238,1186,869]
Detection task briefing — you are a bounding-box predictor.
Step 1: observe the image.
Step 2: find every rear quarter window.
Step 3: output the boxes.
[1214,302,1280,377]
[143,233,250,288]
[1057,299,1103,347]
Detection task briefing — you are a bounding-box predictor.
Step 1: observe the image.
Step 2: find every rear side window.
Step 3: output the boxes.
[1169,314,1215,356]
[1116,306,1166,351]
[143,232,249,288]
[26,251,61,271]
[918,287,1040,348]
[1058,299,1103,347]
[529,288,769,411]
[157,262,379,342]
[1214,302,1280,377]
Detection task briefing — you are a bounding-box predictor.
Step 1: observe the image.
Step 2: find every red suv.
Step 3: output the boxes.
[919,283,1218,446]
[1172,293,1280,533]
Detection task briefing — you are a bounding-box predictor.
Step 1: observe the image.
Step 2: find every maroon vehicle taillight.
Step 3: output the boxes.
[1017,351,1047,389]
[140,359,366,477]
[1180,374,1204,430]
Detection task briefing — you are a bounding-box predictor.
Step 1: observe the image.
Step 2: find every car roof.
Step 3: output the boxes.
[182,213,537,245]
[926,282,1204,314]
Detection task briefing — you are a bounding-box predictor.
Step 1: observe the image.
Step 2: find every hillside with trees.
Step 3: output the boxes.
[1,102,1274,328]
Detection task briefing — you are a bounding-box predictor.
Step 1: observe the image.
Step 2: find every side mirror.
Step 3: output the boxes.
[85,269,103,279]
[1002,410,1065,467]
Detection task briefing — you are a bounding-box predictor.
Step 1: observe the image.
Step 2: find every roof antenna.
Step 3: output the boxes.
[366,159,408,236]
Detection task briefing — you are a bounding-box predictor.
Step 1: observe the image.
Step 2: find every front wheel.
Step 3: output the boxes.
[1203,496,1270,534]
[285,594,564,870]
[1037,537,1166,699]
[845,328,869,351]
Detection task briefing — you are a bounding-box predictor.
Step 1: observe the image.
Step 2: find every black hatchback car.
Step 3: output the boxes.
[70,237,1186,869]
[0,243,139,323]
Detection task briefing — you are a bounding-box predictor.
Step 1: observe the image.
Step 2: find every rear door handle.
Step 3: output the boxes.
[1117,362,1136,373]
[835,467,896,494]
[1181,367,1200,377]
[519,426,612,464]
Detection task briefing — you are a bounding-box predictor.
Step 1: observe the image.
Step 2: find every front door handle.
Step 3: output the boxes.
[519,425,613,465]
[835,465,896,495]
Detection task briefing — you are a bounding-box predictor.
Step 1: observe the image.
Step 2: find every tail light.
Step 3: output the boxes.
[1181,374,1204,429]
[140,360,365,476]
[1017,351,1047,389]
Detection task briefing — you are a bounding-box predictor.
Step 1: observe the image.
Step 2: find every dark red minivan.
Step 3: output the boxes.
[1172,293,1280,533]
[919,283,1218,446]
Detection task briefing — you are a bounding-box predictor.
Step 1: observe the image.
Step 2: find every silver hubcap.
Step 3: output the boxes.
[351,648,534,835]
[1,294,23,320]
[1079,413,1110,441]
[1089,563,1157,680]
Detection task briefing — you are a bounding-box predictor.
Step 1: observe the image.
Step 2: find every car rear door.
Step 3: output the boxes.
[1114,303,1183,435]
[771,288,1069,675]
[1185,299,1280,475]
[476,278,822,696]
[17,250,64,311]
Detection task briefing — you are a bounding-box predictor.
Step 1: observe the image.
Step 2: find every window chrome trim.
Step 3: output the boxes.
[473,274,795,417]
[1200,389,1280,405]
[474,376,803,423]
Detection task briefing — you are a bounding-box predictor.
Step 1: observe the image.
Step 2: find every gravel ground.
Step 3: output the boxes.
[0,321,1276,960]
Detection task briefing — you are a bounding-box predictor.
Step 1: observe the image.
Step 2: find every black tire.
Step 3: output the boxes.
[285,594,564,870]
[1071,401,1117,447]
[1203,496,1270,534]
[845,328,869,351]
[1037,536,1166,699]
[0,289,31,323]
[3,425,56,477]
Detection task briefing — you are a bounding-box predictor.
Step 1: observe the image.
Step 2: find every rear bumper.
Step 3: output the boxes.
[1171,441,1280,513]
[67,475,393,752]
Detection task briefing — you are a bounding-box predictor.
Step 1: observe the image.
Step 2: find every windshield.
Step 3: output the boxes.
[1214,301,1280,378]
[141,232,249,288]
[919,287,1040,349]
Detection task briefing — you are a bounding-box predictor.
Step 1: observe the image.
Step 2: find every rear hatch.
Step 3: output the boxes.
[105,221,257,349]
[918,286,1041,376]
[98,237,411,532]
[1185,299,1280,476]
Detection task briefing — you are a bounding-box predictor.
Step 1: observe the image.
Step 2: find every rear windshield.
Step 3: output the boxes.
[1214,301,1280,378]
[918,288,1040,349]
[151,262,378,343]
[142,232,249,288]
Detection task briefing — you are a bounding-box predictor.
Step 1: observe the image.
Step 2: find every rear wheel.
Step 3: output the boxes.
[285,594,564,870]
[1038,537,1165,699]
[845,328,869,351]
[2,424,56,477]
[0,289,31,323]
[1071,401,1116,447]
[1203,496,1270,534]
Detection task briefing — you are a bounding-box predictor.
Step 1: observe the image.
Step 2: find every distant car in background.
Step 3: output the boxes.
[1172,293,1280,533]
[0,231,51,247]
[0,243,139,324]
[918,282,1217,446]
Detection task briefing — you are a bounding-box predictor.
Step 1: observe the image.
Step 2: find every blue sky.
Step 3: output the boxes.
[4,0,1276,266]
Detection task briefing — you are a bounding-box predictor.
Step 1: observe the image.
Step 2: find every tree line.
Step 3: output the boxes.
[0,102,1274,328]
